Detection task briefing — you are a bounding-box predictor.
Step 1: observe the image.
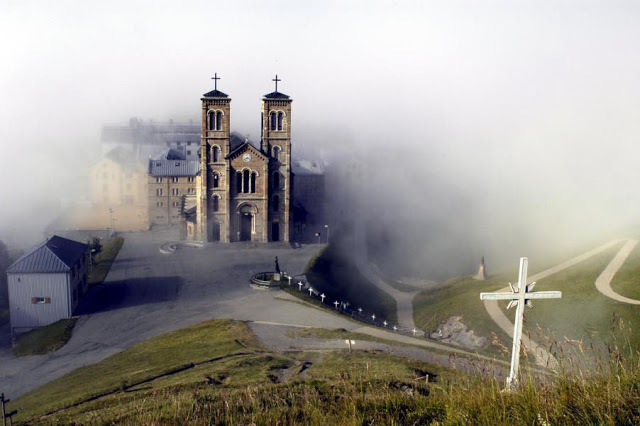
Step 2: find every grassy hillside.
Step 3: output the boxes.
[11,319,640,425]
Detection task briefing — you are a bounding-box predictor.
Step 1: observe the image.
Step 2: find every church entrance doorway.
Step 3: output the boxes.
[271,222,280,242]
[240,214,252,241]
[211,222,220,242]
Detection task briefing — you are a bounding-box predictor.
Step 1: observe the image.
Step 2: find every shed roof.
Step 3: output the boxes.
[8,235,88,274]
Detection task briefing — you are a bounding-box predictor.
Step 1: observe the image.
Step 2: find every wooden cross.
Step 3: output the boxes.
[272,74,281,92]
[480,257,561,388]
[211,73,220,90]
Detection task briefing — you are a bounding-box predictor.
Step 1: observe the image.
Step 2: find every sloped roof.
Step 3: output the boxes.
[8,235,88,274]
[148,158,200,176]
[263,91,290,100]
[202,89,229,98]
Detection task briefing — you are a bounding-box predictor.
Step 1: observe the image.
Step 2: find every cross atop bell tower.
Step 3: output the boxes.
[211,73,221,90]
[272,74,281,92]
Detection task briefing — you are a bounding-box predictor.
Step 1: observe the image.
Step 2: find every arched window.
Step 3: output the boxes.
[208,111,215,131]
[250,172,257,193]
[273,195,279,212]
[212,146,219,162]
[213,172,219,188]
[270,112,276,130]
[216,111,222,131]
[243,170,250,193]
[236,172,242,193]
[277,112,283,131]
[273,146,280,161]
[213,196,219,212]
[273,171,280,190]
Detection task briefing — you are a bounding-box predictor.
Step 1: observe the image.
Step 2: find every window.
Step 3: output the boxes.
[236,172,242,193]
[156,189,163,196]
[188,177,195,183]
[187,188,194,194]
[172,188,179,196]
[273,172,280,189]
[270,112,276,130]
[187,150,191,155]
[250,172,256,193]
[187,141,191,146]
[156,201,163,207]
[212,146,219,162]
[213,172,219,188]
[273,195,280,212]
[31,297,50,304]
[273,146,280,161]
[156,161,161,167]
[172,201,180,207]
[175,162,180,167]
[213,196,219,212]
[177,141,182,146]
[156,177,162,183]
[277,112,284,131]
[172,177,179,183]
[216,111,222,131]
[243,170,250,193]
[208,111,215,131]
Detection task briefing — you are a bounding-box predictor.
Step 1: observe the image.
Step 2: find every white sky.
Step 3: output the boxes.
[1,0,640,253]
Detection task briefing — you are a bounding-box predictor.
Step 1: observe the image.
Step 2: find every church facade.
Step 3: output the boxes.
[191,77,293,243]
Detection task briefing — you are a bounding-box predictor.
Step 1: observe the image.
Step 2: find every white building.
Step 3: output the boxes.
[7,235,89,331]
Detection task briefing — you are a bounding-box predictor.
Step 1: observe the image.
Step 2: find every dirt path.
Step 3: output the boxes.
[483,239,623,368]
[595,239,640,304]
[355,262,422,334]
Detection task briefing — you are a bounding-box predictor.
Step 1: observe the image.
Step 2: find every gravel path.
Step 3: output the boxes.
[595,239,640,304]
[483,239,623,368]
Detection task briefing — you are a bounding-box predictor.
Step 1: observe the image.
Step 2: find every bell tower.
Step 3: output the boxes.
[262,75,292,242]
[197,73,231,242]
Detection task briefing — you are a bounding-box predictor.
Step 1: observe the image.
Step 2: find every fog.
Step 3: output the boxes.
[1,1,639,278]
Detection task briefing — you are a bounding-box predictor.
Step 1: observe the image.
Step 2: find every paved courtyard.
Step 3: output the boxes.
[0,232,357,398]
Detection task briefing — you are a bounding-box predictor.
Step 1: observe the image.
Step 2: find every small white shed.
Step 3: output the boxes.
[7,235,89,330]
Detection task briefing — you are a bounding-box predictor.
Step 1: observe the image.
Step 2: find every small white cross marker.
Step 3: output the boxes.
[320,293,326,303]
[298,281,303,291]
[480,257,562,388]
[371,314,376,321]
[412,328,417,336]
[308,287,314,296]
[393,325,397,332]
[287,276,292,285]
[334,300,339,309]
[383,321,388,327]
[358,308,362,314]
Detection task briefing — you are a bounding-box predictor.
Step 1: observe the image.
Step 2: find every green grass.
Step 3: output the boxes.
[12,318,640,425]
[88,237,124,286]
[610,241,640,300]
[509,243,639,351]
[13,319,260,421]
[304,244,398,324]
[12,318,77,356]
[413,276,511,357]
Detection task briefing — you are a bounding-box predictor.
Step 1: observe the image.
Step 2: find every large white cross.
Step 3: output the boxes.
[480,257,561,388]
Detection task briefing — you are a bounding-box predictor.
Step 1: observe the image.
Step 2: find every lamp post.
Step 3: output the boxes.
[324,224,330,243]
[315,232,321,245]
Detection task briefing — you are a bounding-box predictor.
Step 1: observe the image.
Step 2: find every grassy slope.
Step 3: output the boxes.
[13,318,77,356]
[88,237,124,286]
[513,243,638,349]
[13,319,640,425]
[610,241,640,300]
[412,239,631,358]
[305,245,398,324]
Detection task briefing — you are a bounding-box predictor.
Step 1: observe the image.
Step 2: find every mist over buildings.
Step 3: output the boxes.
[1,1,639,279]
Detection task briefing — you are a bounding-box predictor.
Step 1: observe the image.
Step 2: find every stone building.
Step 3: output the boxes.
[89,146,147,207]
[147,150,199,227]
[193,78,293,243]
